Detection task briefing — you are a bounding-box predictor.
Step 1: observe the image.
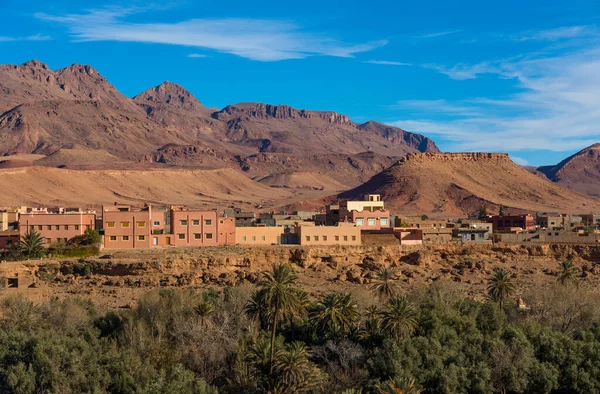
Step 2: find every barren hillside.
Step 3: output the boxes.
[341,152,600,216]
[538,144,600,197]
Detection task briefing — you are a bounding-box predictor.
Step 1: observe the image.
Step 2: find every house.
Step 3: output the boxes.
[453,223,493,243]
[102,204,235,249]
[362,227,423,245]
[224,208,256,227]
[296,223,361,246]
[338,194,391,230]
[0,231,19,251]
[19,210,96,246]
[488,214,535,232]
[0,262,34,290]
[236,227,286,245]
[422,228,453,244]
[536,215,563,229]
[579,214,600,227]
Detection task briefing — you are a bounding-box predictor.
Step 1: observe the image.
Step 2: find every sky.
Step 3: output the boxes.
[1,0,600,166]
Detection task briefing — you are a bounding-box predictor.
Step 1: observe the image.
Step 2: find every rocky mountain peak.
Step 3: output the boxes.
[133,81,205,111]
[20,59,49,70]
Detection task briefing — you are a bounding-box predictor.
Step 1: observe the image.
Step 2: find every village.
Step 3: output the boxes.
[2,194,600,254]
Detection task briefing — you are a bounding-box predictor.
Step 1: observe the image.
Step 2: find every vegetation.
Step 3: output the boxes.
[18,229,46,259]
[370,267,399,301]
[557,260,578,287]
[3,265,600,392]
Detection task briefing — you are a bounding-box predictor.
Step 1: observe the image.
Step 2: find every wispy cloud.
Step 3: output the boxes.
[513,25,593,41]
[364,60,411,66]
[422,61,504,80]
[36,8,387,61]
[393,46,600,153]
[187,53,207,58]
[418,30,461,39]
[0,34,51,42]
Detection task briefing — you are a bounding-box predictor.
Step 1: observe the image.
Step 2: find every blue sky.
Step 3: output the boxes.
[1,0,600,166]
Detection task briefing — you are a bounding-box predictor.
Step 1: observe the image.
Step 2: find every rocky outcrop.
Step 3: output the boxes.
[399,152,510,163]
[214,103,354,126]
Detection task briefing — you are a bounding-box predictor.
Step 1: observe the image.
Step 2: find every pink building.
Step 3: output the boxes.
[0,231,19,250]
[19,212,96,246]
[102,204,236,249]
[338,195,391,230]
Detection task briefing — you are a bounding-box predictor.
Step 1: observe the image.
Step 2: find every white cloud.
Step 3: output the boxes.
[418,30,461,39]
[0,34,51,42]
[393,46,600,153]
[187,53,207,58]
[510,156,530,166]
[36,8,387,61]
[514,26,593,41]
[364,60,411,66]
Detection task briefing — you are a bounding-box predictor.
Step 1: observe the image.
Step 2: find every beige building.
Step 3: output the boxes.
[236,227,285,245]
[296,224,361,246]
[344,194,385,212]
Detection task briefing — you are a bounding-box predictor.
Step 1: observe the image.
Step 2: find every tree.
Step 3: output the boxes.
[273,342,326,393]
[19,230,46,259]
[377,377,423,394]
[194,301,215,327]
[499,206,505,216]
[557,260,578,287]
[420,214,429,221]
[487,269,515,310]
[309,292,359,337]
[68,228,101,247]
[245,263,305,372]
[478,206,488,221]
[379,296,418,340]
[370,267,399,301]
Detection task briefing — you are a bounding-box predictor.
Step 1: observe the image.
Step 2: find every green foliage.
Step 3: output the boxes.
[370,267,399,301]
[19,230,46,259]
[68,228,102,247]
[479,205,488,221]
[309,292,360,338]
[557,260,578,287]
[420,214,429,221]
[488,269,516,309]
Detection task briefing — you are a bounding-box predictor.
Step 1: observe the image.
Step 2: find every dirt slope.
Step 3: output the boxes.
[0,166,293,209]
[537,144,600,197]
[341,152,600,216]
[257,171,347,191]
[34,149,132,169]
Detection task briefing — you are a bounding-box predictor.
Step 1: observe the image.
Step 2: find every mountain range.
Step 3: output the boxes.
[1,60,600,215]
[0,60,437,188]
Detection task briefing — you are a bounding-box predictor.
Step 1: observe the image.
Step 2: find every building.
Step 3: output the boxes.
[103,204,235,249]
[422,228,453,244]
[236,227,285,245]
[19,211,96,246]
[0,231,19,251]
[296,223,361,246]
[170,206,235,246]
[338,194,391,230]
[362,227,424,246]
[579,214,600,227]
[488,214,535,232]
[537,215,563,229]
[224,208,256,227]
[453,225,493,243]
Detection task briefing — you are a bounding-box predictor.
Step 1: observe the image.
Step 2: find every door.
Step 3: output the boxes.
[153,237,158,246]
[166,236,171,245]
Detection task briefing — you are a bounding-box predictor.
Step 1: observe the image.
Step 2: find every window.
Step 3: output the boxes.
[242,236,247,242]
[262,236,266,241]
[351,236,357,241]
[55,225,59,230]
[205,219,213,226]
[74,225,80,230]
[180,220,188,226]
[323,236,328,241]
[380,218,389,226]
[220,220,224,224]
[37,225,42,231]
[252,236,256,241]
[107,222,115,228]
[206,233,213,240]
[64,225,69,230]
[194,233,202,239]
[367,218,376,226]
[555,232,559,236]
[343,236,348,241]
[137,221,146,228]
[121,222,130,228]
[6,240,12,246]
[305,236,310,242]
[356,218,364,226]
[122,236,130,241]
[47,225,52,230]
[314,236,319,241]
[47,238,51,244]
[548,232,552,236]
[192,220,200,226]
[85,225,90,230]
[138,235,145,241]
[109,236,117,241]
[178,233,185,239]
[153,221,160,226]
[335,236,339,241]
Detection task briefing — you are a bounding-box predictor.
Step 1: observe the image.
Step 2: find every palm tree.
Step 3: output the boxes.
[370,267,399,300]
[273,342,325,393]
[309,292,359,336]
[194,301,215,327]
[557,260,578,287]
[245,263,305,372]
[19,230,46,259]
[487,269,515,309]
[379,295,418,340]
[377,377,422,394]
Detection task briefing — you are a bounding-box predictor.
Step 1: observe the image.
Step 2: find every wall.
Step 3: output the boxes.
[103,209,152,249]
[0,232,19,250]
[20,213,96,245]
[297,225,361,246]
[236,227,284,245]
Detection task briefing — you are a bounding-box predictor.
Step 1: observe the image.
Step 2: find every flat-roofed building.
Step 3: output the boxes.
[103,204,153,248]
[296,223,361,246]
[0,231,19,251]
[170,206,235,246]
[19,211,96,246]
[337,195,391,230]
[236,227,285,245]
[488,214,535,232]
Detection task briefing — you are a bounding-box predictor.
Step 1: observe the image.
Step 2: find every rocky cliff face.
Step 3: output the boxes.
[133,81,207,112]
[399,152,509,163]
[214,103,354,126]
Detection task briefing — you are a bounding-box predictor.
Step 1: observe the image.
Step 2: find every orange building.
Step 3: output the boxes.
[338,194,391,230]
[236,227,285,245]
[296,223,361,246]
[102,204,235,249]
[0,231,19,250]
[19,212,96,245]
